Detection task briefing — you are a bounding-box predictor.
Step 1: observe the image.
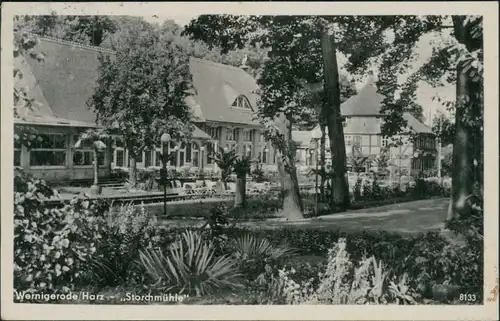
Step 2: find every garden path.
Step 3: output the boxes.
[241,198,449,234]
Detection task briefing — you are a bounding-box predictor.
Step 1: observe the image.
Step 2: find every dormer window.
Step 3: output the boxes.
[231,95,252,110]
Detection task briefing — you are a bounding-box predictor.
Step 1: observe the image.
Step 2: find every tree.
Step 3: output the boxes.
[354,16,483,220]
[212,148,238,191]
[370,147,391,179]
[15,14,118,47]
[348,143,369,177]
[432,111,456,146]
[184,15,414,215]
[88,20,194,186]
[74,129,109,194]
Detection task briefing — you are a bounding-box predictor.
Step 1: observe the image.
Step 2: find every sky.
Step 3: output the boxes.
[143,15,454,126]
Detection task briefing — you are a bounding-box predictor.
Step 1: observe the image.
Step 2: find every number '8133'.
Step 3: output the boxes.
[459,293,477,302]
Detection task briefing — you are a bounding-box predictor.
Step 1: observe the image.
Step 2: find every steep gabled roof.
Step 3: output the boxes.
[340,78,383,116]
[24,37,113,125]
[403,112,433,134]
[189,58,260,125]
[23,37,260,130]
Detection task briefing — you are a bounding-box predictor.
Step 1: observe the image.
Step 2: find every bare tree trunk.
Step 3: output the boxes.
[319,124,327,200]
[234,177,246,208]
[128,154,137,186]
[275,113,303,220]
[447,16,482,220]
[93,148,99,186]
[321,28,350,211]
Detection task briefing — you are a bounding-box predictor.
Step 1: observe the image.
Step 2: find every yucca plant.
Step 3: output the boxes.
[232,234,296,279]
[212,148,238,190]
[139,230,242,296]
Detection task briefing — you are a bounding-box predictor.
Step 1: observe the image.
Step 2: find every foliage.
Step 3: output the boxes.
[348,143,369,173]
[263,238,417,304]
[224,227,483,303]
[370,148,391,179]
[251,164,267,183]
[15,14,119,47]
[206,204,231,251]
[135,167,159,191]
[230,234,296,280]
[88,20,195,183]
[432,112,456,146]
[13,169,102,294]
[212,148,238,185]
[233,156,252,179]
[353,178,363,201]
[90,203,162,287]
[138,230,242,296]
[13,21,45,121]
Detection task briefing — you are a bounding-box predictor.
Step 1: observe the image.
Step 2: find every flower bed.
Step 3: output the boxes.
[14,169,481,305]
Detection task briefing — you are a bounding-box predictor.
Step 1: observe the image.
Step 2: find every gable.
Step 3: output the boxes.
[189,58,260,125]
[340,80,383,116]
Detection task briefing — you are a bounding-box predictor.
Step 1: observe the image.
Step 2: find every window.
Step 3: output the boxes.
[353,135,361,146]
[361,135,370,146]
[206,143,214,164]
[186,143,192,163]
[231,95,252,110]
[14,138,22,167]
[206,126,220,139]
[179,142,186,167]
[243,129,254,142]
[30,134,67,167]
[192,143,200,166]
[381,137,388,147]
[116,150,125,167]
[260,145,269,164]
[73,135,106,167]
[345,135,352,146]
[243,144,252,158]
[259,132,266,142]
[145,150,152,167]
[226,128,238,141]
[113,137,126,167]
[155,150,162,167]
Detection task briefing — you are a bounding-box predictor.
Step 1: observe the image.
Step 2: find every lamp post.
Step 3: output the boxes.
[311,130,322,217]
[160,133,171,217]
[264,147,269,165]
[200,146,206,186]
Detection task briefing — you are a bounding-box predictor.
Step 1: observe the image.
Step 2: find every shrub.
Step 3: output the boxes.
[138,230,242,296]
[91,202,163,287]
[371,177,383,200]
[233,156,252,179]
[353,178,362,201]
[251,164,266,183]
[264,238,417,304]
[230,234,296,280]
[13,169,103,294]
[136,168,159,191]
[361,179,372,200]
[223,227,483,303]
[110,167,129,182]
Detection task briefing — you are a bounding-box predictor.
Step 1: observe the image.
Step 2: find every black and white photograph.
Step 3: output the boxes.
[1,2,498,320]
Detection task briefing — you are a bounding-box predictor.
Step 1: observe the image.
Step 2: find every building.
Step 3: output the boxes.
[14,36,435,183]
[13,36,278,182]
[294,79,437,176]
